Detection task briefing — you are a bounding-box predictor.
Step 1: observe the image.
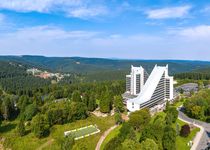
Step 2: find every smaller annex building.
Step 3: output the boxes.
[124,65,173,112]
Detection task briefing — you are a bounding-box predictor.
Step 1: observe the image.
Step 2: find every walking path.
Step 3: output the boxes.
[178,107,210,150]
[95,125,118,150]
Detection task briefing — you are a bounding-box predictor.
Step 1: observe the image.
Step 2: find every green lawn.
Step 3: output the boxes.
[175,119,200,150]
[174,101,184,108]
[176,128,200,150]
[0,115,115,150]
[100,125,122,150]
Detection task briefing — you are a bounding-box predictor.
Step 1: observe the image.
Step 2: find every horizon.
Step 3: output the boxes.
[1,54,210,62]
[0,1,210,60]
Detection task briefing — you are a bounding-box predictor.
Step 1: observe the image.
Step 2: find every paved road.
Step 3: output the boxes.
[178,108,210,150]
[95,125,118,150]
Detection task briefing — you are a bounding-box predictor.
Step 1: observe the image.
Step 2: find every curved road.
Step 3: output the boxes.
[178,107,210,150]
[95,125,118,150]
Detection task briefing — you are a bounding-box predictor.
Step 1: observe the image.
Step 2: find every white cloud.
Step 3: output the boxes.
[68,6,108,18]
[170,25,210,39]
[146,5,191,19]
[0,0,108,19]
[0,0,53,13]
[1,25,99,40]
[0,0,81,13]
[0,25,210,60]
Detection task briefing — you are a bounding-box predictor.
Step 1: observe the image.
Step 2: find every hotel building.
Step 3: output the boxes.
[126,65,149,95]
[125,65,173,112]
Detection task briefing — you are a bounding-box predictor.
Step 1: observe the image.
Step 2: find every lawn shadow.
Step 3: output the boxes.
[25,129,31,136]
[0,123,16,133]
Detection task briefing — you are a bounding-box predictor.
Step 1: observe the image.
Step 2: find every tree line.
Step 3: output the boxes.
[174,72,210,80]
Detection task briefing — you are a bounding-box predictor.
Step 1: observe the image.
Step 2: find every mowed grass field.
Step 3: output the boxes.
[69,125,99,138]
[0,115,115,150]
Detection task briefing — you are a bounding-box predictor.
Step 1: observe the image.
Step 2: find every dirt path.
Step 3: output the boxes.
[36,139,55,150]
[0,143,3,150]
[0,138,5,150]
[95,125,118,150]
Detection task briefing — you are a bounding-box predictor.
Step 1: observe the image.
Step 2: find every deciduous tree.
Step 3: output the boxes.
[162,125,176,150]
[129,108,151,130]
[113,95,124,112]
[140,138,158,150]
[122,139,141,150]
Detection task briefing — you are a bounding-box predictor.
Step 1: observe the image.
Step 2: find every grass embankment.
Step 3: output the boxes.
[0,120,49,150]
[0,115,115,150]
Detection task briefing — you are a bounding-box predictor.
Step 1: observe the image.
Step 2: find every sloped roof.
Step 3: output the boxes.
[128,65,166,105]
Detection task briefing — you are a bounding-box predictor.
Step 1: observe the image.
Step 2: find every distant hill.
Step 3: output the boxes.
[1,55,210,74]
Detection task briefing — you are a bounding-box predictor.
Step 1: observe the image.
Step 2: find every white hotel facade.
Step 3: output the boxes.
[126,65,149,95]
[125,65,173,112]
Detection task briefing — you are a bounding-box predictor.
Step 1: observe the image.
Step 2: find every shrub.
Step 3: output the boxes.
[61,136,75,150]
[114,112,123,125]
[32,113,50,138]
[16,120,25,136]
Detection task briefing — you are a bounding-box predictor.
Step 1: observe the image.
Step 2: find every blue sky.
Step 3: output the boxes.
[0,0,210,60]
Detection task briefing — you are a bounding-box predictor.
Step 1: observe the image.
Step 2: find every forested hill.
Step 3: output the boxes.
[0,61,27,78]
[1,55,210,74]
[0,61,50,94]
